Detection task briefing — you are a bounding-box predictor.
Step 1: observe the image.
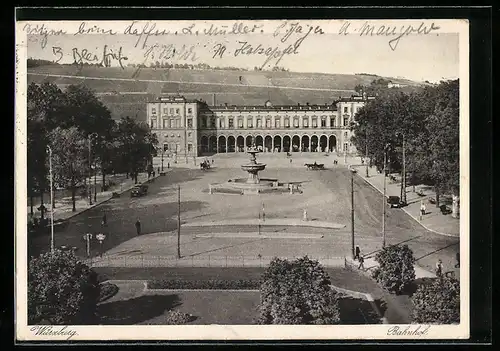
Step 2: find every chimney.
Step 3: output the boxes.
[306,102,310,106]
[212,94,216,106]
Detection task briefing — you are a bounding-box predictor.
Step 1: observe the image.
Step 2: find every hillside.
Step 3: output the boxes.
[27,65,424,121]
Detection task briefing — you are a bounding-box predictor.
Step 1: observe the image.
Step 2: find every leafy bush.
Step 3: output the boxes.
[164,310,194,325]
[411,276,460,324]
[371,244,416,294]
[98,282,119,303]
[258,256,340,325]
[147,279,260,290]
[28,249,101,325]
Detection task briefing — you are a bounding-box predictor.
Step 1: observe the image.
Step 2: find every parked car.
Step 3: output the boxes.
[131,184,148,197]
[387,196,403,208]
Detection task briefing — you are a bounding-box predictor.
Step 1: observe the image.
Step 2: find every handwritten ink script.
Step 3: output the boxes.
[51,45,128,69]
[30,326,78,340]
[339,21,440,50]
[387,325,431,337]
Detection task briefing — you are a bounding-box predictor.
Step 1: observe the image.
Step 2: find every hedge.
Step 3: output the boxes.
[147,279,261,290]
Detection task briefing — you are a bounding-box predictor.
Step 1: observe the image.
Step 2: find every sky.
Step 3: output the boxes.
[23,20,461,83]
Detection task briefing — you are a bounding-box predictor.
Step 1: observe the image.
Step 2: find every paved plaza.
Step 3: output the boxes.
[29,155,460,277]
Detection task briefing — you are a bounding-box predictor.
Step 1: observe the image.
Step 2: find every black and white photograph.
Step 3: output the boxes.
[15,15,470,341]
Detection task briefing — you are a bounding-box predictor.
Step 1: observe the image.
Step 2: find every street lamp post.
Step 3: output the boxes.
[161,150,164,172]
[87,133,98,206]
[350,167,357,259]
[46,146,55,253]
[382,143,391,248]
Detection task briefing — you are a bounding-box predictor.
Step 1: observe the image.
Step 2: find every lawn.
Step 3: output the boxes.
[97,287,382,325]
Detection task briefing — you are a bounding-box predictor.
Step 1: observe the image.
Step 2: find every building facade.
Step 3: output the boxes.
[147,95,374,158]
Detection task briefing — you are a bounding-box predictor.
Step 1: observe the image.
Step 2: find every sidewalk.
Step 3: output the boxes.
[29,172,164,223]
[345,256,436,279]
[350,163,459,237]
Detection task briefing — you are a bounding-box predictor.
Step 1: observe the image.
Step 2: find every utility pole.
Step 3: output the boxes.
[402,134,406,204]
[47,146,54,253]
[177,184,181,259]
[94,161,97,203]
[350,167,356,258]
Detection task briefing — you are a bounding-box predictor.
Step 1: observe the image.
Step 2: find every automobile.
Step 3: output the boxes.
[131,184,148,197]
[387,196,403,208]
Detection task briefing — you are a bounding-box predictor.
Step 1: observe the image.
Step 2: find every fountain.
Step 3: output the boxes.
[240,146,267,185]
[208,143,296,195]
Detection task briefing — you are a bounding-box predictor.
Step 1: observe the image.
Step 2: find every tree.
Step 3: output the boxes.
[372,244,416,294]
[48,127,87,212]
[28,249,101,325]
[115,117,158,183]
[411,275,460,324]
[258,256,340,324]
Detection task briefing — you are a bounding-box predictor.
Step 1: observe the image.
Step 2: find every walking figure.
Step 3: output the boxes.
[290,158,292,163]
[419,201,426,221]
[354,245,361,261]
[358,255,365,270]
[167,162,170,169]
[435,259,443,278]
[211,159,214,165]
[135,219,141,236]
[101,213,107,226]
[157,167,160,174]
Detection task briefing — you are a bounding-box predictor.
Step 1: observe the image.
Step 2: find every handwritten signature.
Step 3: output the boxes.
[339,21,441,51]
[72,45,128,69]
[30,326,78,340]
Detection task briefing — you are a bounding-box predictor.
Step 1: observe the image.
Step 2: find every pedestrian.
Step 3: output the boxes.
[290,158,292,163]
[355,245,360,261]
[167,162,170,169]
[135,219,141,236]
[455,252,460,268]
[358,255,365,270]
[435,259,443,278]
[303,209,308,221]
[101,213,107,226]
[211,159,214,165]
[153,170,156,177]
[420,201,426,220]
[157,167,160,174]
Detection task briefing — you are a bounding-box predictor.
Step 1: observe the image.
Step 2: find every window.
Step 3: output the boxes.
[175,108,180,114]
[275,118,281,128]
[163,143,169,151]
[187,118,193,128]
[211,117,216,128]
[201,117,207,128]
[163,107,168,114]
[188,108,193,114]
[247,118,253,128]
[312,117,318,128]
[344,131,348,138]
[238,118,244,128]
[330,117,336,127]
[228,118,234,128]
[285,118,290,128]
[219,118,225,128]
[321,117,326,127]
[256,118,262,128]
[163,119,168,128]
[169,108,174,114]
[188,132,192,137]
[266,118,271,128]
[151,120,157,129]
[343,143,348,151]
[303,117,309,128]
[175,119,180,128]
[293,117,299,128]
[344,106,348,113]
[188,143,193,152]
[343,116,349,126]
[151,108,156,114]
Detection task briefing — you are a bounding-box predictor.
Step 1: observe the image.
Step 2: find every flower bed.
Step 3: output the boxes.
[99,282,119,302]
[147,279,261,290]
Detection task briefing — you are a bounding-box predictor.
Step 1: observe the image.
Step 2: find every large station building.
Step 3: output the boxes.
[147,94,374,158]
